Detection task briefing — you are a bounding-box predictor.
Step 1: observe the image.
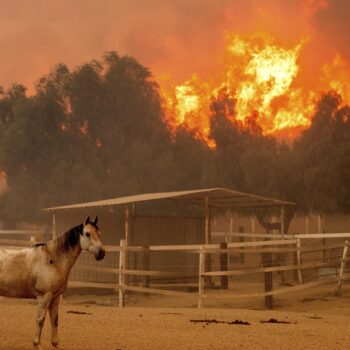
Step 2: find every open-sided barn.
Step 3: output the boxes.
[43,188,293,288]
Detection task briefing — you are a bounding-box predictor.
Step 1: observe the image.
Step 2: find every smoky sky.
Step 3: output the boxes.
[0,0,347,92]
[313,0,350,59]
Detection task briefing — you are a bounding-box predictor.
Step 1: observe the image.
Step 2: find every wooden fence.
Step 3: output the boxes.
[113,233,350,309]
[1,229,350,309]
[0,229,47,248]
[337,240,350,294]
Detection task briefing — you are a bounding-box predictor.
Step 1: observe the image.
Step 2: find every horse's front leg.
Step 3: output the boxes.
[33,292,53,348]
[49,295,61,348]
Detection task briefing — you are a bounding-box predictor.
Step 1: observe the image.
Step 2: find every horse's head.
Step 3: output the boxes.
[80,216,105,260]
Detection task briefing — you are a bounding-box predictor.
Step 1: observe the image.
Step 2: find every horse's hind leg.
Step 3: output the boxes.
[49,296,60,348]
[33,292,53,347]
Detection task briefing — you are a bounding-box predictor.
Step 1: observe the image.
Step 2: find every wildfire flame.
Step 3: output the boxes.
[160,32,348,147]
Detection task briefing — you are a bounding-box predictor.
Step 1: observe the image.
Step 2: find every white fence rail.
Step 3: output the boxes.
[2,229,350,309]
[0,229,46,249]
[115,237,348,309]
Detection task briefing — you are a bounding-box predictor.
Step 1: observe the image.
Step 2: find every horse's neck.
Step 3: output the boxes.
[58,245,82,271]
[48,231,83,273]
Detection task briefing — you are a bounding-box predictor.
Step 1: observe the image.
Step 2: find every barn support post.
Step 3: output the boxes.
[204,195,212,286]
[281,206,285,238]
[52,213,57,239]
[317,214,322,233]
[318,214,326,263]
[119,239,126,307]
[250,215,255,242]
[204,195,211,244]
[198,246,205,308]
[238,226,245,263]
[229,214,233,243]
[220,242,228,289]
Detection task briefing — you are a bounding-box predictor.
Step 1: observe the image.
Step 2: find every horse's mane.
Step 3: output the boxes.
[32,242,46,249]
[56,224,83,253]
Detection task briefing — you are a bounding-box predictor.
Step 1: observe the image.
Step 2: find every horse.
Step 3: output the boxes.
[0,216,105,348]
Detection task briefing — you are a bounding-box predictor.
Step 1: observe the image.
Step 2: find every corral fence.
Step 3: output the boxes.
[115,234,350,309]
[1,229,350,309]
[70,232,350,309]
[0,229,48,248]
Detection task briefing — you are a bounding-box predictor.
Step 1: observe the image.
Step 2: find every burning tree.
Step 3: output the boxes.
[0,47,350,223]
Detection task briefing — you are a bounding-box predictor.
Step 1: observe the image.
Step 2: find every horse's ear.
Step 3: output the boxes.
[84,217,90,225]
[93,216,98,225]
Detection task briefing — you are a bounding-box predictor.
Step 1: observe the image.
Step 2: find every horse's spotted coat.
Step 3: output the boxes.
[0,216,104,348]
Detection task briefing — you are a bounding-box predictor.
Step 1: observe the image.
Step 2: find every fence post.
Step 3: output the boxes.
[204,195,213,287]
[220,242,228,289]
[262,230,273,309]
[337,241,349,295]
[297,238,303,284]
[119,239,126,308]
[238,226,245,263]
[262,251,273,309]
[227,214,233,266]
[142,245,150,288]
[198,246,205,308]
[293,238,298,281]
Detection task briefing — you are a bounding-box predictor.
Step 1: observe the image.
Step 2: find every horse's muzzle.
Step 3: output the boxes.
[95,248,105,261]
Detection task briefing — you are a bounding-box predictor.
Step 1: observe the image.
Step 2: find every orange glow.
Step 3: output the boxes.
[321,55,350,103]
[160,32,350,147]
[162,74,215,146]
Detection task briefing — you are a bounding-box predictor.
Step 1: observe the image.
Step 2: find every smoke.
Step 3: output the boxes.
[313,0,350,60]
[0,0,346,92]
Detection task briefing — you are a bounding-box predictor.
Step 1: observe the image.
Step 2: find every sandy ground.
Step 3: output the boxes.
[1,284,350,350]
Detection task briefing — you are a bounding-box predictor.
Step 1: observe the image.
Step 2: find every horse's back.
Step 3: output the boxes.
[0,248,40,298]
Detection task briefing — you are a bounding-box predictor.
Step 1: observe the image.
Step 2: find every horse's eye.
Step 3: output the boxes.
[86,233,90,238]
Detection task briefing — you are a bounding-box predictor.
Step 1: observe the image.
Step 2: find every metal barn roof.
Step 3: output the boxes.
[43,188,294,212]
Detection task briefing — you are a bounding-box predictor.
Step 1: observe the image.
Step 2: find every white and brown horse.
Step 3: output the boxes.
[0,216,105,348]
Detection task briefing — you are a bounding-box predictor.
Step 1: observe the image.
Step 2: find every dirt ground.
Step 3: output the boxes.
[1,284,350,350]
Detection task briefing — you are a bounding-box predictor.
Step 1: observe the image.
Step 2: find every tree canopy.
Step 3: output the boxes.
[0,52,349,222]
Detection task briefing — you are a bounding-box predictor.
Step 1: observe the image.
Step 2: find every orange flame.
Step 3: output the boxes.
[160,32,349,147]
[227,34,312,133]
[321,55,350,103]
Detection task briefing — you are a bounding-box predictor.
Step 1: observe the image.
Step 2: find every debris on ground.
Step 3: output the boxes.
[259,318,292,324]
[190,319,250,325]
[307,315,323,319]
[67,310,92,315]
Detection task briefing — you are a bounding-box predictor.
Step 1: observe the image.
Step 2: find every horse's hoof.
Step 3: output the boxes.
[52,341,59,348]
[33,343,43,350]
